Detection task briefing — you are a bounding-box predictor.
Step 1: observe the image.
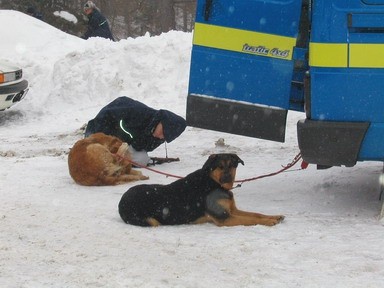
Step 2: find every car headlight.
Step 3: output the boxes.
[0,69,22,84]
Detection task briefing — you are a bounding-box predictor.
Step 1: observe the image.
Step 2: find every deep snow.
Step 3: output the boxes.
[0,10,384,288]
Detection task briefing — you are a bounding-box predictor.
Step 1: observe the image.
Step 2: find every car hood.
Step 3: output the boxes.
[0,60,21,73]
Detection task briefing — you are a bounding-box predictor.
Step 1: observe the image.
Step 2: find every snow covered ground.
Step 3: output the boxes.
[1,10,384,288]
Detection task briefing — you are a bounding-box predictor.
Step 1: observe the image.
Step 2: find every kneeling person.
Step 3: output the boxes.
[85,96,186,166]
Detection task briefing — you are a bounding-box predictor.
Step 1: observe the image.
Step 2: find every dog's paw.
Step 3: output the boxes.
[275,215,285,224]
[140,175,149,180]
[275,215,285,222]
[266,215,285,226]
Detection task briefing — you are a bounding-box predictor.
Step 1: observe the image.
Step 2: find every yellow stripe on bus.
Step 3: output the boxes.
[349,44,384,68]
[193,22,296,60]
[309,43,348,67]
[193,24,384,68]
[310,42,384,68]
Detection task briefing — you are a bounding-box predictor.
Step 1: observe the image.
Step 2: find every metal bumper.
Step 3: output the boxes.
[0,80,29,110]
[297,119,369,167]
[0,79,29,94]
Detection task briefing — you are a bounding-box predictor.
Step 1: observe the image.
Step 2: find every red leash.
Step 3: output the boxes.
[119,157,184,179]
[233,152,304,187]
[119,152,306,184]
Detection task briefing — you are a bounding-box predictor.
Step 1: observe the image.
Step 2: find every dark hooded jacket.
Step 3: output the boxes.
[82,8,114,41]
[85,97,187,152]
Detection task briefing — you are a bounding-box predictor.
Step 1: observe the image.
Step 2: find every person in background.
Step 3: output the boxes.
[85,97,187,166]
[26,6,43,20]
[82,1,114,41]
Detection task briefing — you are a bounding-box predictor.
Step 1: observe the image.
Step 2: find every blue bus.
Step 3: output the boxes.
[186,0,384,168]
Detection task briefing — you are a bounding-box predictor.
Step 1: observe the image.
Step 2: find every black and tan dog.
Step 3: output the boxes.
[118,153,284,227]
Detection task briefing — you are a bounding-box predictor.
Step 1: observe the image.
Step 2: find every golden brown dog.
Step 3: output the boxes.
[119,153,284,227]
[68,132,148,186]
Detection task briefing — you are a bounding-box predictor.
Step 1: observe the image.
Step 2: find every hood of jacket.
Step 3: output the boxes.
[149,109,186,143]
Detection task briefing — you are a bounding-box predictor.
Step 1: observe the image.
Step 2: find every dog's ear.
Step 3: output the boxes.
[202,154,218,171]
[234,154,244,166]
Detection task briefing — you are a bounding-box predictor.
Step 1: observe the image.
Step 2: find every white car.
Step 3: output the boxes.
[0,60,29,110]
